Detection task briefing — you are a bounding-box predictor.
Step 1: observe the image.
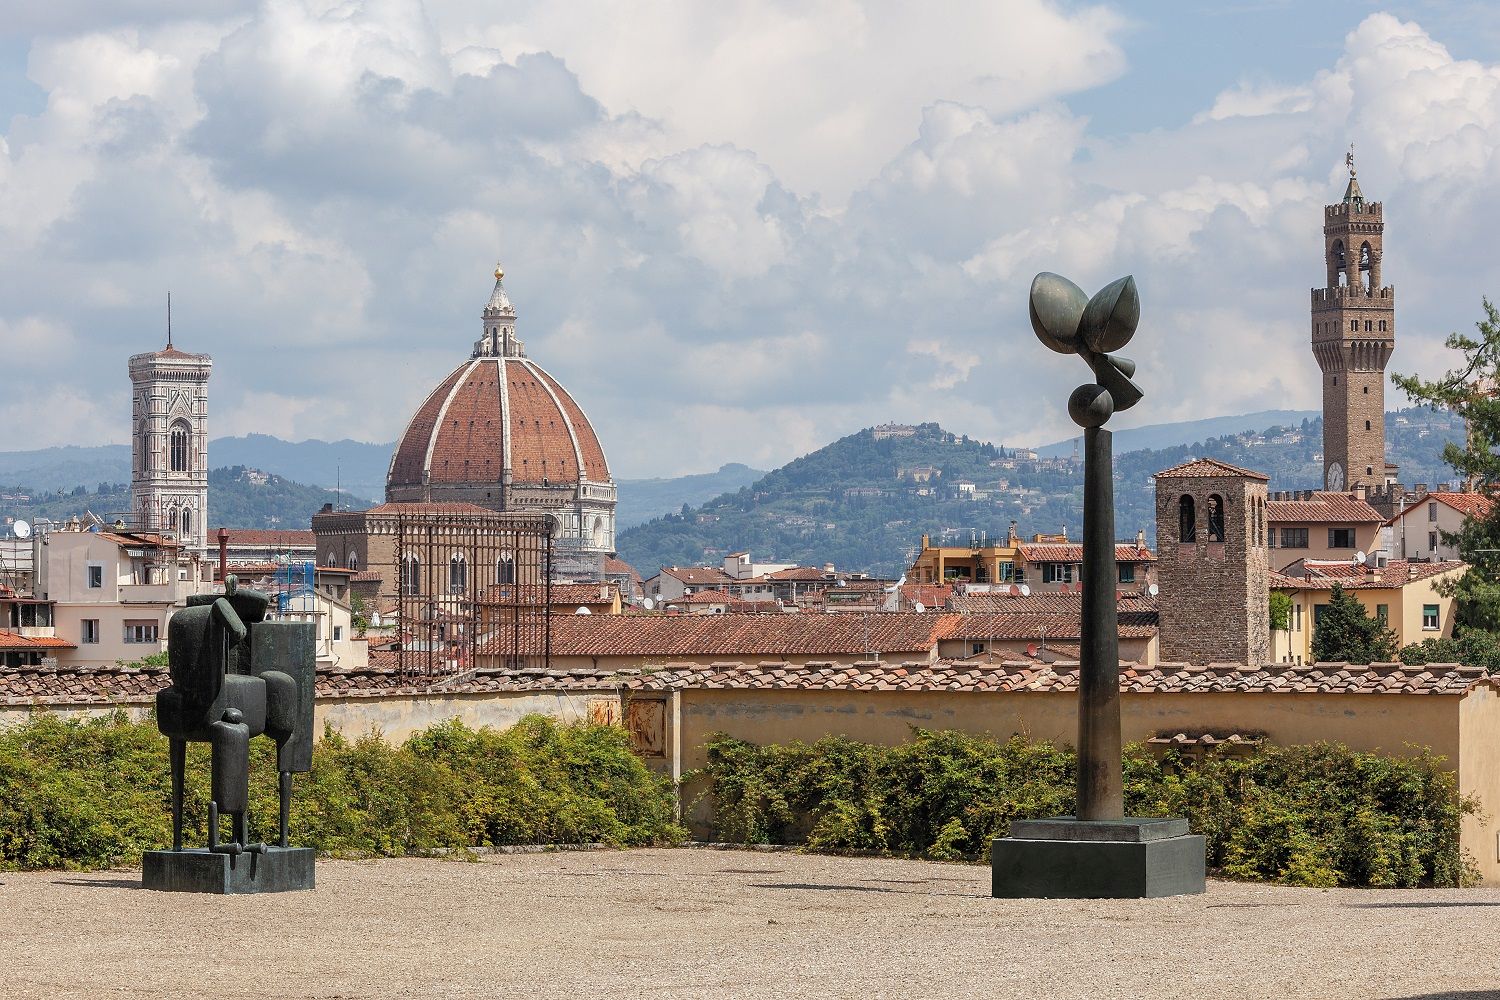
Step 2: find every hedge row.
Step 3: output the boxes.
[0,712,683,870]
[696,730,1480,887]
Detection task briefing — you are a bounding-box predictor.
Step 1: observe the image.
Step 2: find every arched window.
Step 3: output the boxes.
[403,556,421,595]
[1379,320,1387,332]
[347,552,359,571]
[449,553,467,595]
[180,508,191,538]
[164,505,177,536]
[1365,320,1372,332]
[1359,242,1373,292]
[1350,320,1357,332]
[591,516,606,549]
[497,553,515,584]
[1178,495,1196,543]
[1365,420,1372,431]
[169,422,190,472]
[327,551,337,566]
[1330,239,1347,286]
[1206,494,1225,542]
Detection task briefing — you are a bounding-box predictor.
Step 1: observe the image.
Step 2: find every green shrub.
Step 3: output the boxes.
[696,730,1479,888]
[0,712,683,871]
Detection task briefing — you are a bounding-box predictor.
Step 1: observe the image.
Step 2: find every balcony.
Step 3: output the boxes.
[119,582,182,604]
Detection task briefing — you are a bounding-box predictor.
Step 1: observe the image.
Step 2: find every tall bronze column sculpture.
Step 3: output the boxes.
[990,273,1205,898]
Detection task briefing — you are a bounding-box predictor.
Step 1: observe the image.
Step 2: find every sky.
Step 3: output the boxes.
[3,2,1500,479]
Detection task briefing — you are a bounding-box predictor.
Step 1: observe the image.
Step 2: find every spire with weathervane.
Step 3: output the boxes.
[1343,143,1365,206]
[475,262,525,358]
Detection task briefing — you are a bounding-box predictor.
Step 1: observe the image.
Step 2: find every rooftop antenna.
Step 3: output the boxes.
[166,291,172,349]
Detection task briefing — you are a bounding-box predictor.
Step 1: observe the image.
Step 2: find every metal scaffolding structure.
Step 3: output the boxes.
[395,511,553,678]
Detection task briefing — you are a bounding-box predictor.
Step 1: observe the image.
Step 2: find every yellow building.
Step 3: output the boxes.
[908,534,1020,586]
[1271,559,1465,664]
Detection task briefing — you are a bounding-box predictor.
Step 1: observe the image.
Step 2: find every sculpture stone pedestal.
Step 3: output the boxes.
[990,817,1205,899]
[142,847,315,894]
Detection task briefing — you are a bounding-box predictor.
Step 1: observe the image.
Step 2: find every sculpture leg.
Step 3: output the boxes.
[169,738,186,851]
[208,800,220,850]
[279,771,292,848]
[210,713,251,851]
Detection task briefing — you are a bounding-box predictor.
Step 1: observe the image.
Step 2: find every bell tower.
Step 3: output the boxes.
[1310,148,1395,492]
[129,296,212,552]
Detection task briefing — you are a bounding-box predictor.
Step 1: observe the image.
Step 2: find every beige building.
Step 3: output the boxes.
[36,527,208,668]
[1271,559,1465,665]
[1266,490,1385,569]
[1014,538,1156,594]
[1385,491,1493,562]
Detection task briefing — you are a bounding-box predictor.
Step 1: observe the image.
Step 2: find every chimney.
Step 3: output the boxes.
[1437,484,1449,493]
[1061,525,1068,541]
[823,562,835,574]
[1415,483,1428,497]
[1355,485,1367,500]
[1007,520,1019,546]
[1135,528,1146,550]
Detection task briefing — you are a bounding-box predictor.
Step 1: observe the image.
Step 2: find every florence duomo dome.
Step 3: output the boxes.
[386,265,617,577]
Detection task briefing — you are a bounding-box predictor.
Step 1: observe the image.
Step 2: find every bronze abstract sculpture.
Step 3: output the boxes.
[143,575,316,893]
[990,273,1205,898]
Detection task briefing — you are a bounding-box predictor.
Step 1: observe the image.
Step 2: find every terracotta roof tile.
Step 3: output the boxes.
[1267,491,1385,524]
[216,529,317,548]
[0,631,76,651]
[1154,458,1269,480]
[657,566,736,585]
[1389,491,1496,523]
[1271,559,1465,590]
[478,611,959,658]
[1018,543,1156,563]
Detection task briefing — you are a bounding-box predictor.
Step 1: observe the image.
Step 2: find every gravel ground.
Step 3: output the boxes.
[2,848,1499,999]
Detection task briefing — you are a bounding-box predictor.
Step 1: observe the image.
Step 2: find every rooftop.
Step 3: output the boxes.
[1154,457,1269,481]
[5,656,1484,705]
[1267,492,1385,524]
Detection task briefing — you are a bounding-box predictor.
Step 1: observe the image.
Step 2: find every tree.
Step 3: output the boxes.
[1269,591,1293,632]
[1392,298,1500,634]
[1311,583,1397,664]
[1400,629,1500,672]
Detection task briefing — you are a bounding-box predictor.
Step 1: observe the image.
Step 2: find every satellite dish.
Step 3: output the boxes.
[574,606,592,615]
[1148,583,1160,597]
[642,598,655,609]
[1008,583,1020,597]
[1355,550,1368,566]
[913,601,927,613]
[1019,585,1031,597]
[837,579,847,587]
[12,520,30,539]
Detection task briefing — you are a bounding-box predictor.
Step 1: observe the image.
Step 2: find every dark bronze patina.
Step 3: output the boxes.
[1028,272,1142,822]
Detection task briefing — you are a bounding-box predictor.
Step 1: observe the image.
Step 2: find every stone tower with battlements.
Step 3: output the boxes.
[1155,458,1270,666]
[1311,155,1396,492]
[129,308,212,553]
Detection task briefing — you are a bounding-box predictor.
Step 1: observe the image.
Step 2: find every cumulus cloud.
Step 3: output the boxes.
[2,4,1500,482]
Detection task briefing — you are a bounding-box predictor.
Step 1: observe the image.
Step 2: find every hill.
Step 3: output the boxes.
[1035,409,1319,458]
[0,466,373,531]
[0,436,392,501]
[616,463,766,528]
[614,411,1467,578]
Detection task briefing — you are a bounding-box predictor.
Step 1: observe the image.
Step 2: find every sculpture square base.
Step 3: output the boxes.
[991,817,1204,899]
[142,847,315,894]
